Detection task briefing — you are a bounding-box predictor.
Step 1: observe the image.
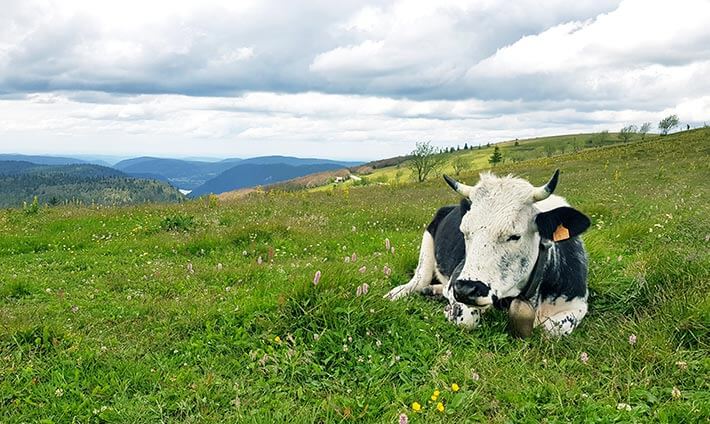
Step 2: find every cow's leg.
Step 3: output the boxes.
[385,231,436,300]
[442,277,484,329]
[535,296,587,337]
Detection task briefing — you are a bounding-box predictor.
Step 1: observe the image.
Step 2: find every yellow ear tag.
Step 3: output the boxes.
[553,224,570,242]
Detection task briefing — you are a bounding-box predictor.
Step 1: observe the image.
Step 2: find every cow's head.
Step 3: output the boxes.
[443,170,590,307]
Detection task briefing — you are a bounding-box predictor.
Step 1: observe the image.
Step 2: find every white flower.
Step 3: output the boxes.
[616,403,631,411]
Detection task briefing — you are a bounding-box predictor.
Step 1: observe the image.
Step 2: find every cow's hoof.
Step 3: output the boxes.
[508,299,535,338]
[384,285,409,301]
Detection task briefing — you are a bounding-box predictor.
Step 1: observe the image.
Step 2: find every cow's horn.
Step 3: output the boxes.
[532,169,560,201]
[443,174,473,197]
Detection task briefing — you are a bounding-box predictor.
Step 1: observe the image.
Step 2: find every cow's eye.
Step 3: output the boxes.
[507,234,521,241]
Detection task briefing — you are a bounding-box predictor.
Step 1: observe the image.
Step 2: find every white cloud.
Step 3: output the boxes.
[0,0,708,159]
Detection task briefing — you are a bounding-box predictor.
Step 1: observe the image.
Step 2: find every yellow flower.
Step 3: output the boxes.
[433,389,440,397]
[451,383,460,392]
[274,336,281,343]
[431,394,437,401]
[411,402,421,412]
[436,402,444,412]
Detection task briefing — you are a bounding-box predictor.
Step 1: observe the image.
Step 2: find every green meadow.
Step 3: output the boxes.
[1,129,708,423]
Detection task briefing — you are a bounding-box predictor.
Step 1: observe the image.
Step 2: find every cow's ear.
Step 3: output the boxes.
[535,207,591,241]
[460,198,471,215]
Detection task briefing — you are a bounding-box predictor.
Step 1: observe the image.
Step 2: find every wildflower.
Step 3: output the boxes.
[217,263,223,271]
[313,333,320,341]
[675,361,688,370]
[451,383,460,392]
[359,266,367,273]
[471,371,480,381]
[399,413,409,424]
[385,238,391,251]
[671,387,681,400]
[383,265,392,276]
[411,402,421,412]
[628,334,637,345]
[375,339,382,347]
[45,288,52,294]
[436,402,444,412]
[391,247,395,255]
[351,253,357,262]
[257,256,263,265]
[274,336,281,344]
[616,403,632,411]
[225,286,231,292]
[70,305,79,314]
[242,250,248,256]
[55,388,64,397]
[313,270,321,286]
[344,256,350,263]
[356,285,362,296]
[580,352,589,364]
[352,226,356,232]
[362,283,369,295]
[187,262,194,273]
[342,344,349,352]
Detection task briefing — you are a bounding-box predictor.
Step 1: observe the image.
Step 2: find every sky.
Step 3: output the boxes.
[1,0,709,161]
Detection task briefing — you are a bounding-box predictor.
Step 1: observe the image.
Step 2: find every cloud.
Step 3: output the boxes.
[0,0,709,159]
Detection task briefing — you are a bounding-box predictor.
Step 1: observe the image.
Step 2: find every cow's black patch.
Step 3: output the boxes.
[429,205,466,279]
[426,205,456,238]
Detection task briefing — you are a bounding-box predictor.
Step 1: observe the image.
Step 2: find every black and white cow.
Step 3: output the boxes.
[385,170,591,337]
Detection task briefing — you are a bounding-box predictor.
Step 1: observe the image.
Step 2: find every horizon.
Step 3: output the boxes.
[1,0,709,159]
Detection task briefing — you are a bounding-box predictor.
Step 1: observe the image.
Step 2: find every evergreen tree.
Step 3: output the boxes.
[488,146,503,167]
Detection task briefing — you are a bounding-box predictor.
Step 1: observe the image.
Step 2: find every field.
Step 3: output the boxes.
[1,129,708,423]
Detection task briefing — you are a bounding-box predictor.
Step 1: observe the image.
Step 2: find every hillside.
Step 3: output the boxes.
[0,161,184,207]
[0,129,708,422]
[189,162,347,197]
[0,154,90,166]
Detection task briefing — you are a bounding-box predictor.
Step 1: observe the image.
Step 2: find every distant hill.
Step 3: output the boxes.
[189,163,346,197]
[0,154,90,166]
[113,155,362,190]
[0,161,183,207]
[113,157,239,189]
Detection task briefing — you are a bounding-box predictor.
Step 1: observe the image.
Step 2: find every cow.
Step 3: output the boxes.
[385,170,592,337]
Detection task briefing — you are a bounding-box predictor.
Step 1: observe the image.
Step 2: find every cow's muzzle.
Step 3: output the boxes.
[453,279,492,306]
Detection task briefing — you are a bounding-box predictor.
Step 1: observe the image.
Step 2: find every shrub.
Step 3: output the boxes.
[160,214,195,232]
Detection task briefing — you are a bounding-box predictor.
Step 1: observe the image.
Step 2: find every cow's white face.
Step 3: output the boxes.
[453,174,542,305]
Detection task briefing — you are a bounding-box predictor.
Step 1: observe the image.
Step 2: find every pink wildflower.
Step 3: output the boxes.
[313,270,321,286]
[399,413,409,424]
[628,334,637,345]
[580,352,589,364]
[351,253,357,262]
[385,238,391,251]
[359,266,367,273]
[383,265,392,276]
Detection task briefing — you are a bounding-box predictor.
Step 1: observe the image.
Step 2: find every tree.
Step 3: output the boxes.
[463,143,468,150]
[638,122,651,140]
[618,124,637,143]
[488,146,503,167]
[408,141,446,182]
[658,114,679,135]
[452,156,467,176]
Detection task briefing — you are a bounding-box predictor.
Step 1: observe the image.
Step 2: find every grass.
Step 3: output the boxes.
[308,131,652,191]
[1,129,708,423]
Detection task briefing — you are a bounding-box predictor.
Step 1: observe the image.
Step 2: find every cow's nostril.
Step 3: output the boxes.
[455,279,490,298]
[470,281,490,297]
